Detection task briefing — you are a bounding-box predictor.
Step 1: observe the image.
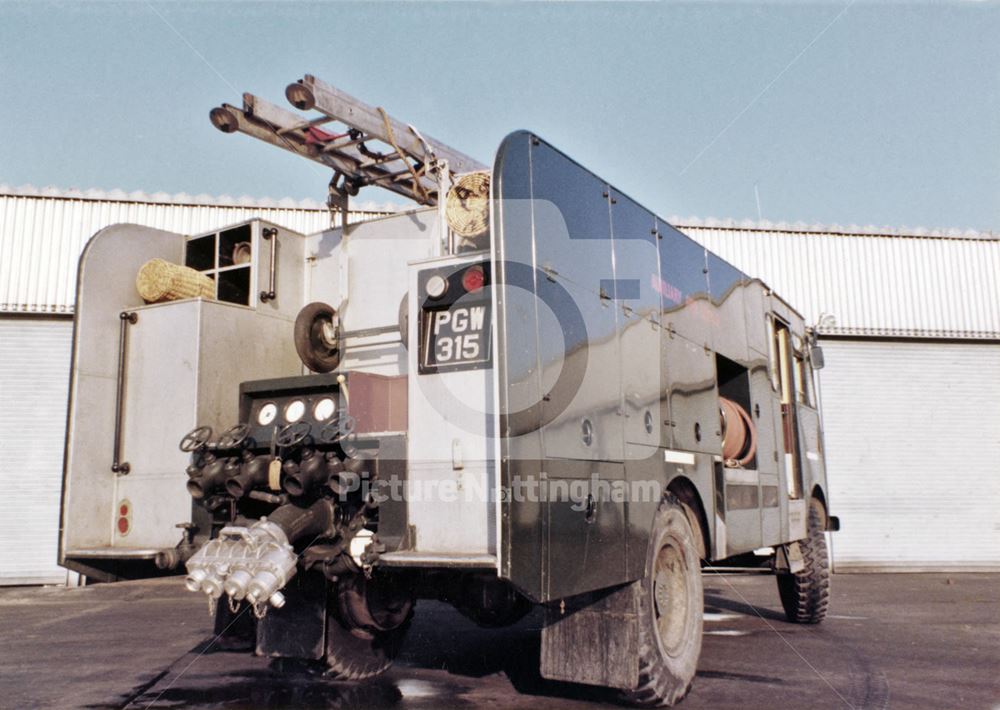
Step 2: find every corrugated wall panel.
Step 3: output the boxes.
[818,339,1000,570]
[5,189,998,338]
[0,193,387,314]
[682,227,1000,339]
[0,318,73,584]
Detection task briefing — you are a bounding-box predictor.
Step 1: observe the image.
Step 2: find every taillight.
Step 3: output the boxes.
[462,265,485,293]
[116,499,131,536]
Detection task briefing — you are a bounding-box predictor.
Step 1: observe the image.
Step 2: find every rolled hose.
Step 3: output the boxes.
[719,397,757,467]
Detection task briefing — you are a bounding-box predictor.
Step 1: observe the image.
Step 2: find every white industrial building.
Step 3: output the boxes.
[686,220,1000,572]
[1,185,997,584]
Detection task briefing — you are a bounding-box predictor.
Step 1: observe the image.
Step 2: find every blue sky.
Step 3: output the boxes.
[1,1,997,230]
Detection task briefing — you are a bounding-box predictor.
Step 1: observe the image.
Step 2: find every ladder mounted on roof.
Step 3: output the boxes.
[209,74,486,224]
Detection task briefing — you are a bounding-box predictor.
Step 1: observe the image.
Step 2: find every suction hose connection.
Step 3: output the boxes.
[183,500,334,614]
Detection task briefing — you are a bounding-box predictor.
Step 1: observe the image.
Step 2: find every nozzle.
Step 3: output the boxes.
[185,568,208,592]
[223,569,253,601]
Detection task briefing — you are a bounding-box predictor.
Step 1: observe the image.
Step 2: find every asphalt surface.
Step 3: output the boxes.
[0,573,996,710]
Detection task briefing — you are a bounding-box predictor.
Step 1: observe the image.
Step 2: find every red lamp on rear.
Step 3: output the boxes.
[462,265,485,293]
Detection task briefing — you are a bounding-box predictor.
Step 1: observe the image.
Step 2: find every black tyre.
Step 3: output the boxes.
[324,606,411,681]
[294,301,341,373]
[777,497,830,624]
[622,495,704,707]
[324,575,413,681]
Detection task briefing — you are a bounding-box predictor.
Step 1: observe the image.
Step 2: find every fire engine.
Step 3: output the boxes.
[60,75,837,705]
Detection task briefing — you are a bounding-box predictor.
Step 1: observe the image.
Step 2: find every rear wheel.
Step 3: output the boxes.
[324,573,413,680]
[777,497,830,624]
[622,494,703,707]
[324,613,410,680]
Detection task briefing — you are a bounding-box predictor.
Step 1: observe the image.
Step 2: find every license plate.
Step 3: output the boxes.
[421,302,492,373]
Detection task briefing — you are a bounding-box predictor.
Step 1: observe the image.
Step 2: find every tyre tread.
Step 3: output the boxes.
[777,498,830,624]
[621,494,701,707]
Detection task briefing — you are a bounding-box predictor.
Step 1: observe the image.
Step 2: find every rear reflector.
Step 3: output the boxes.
[116,499,131,536]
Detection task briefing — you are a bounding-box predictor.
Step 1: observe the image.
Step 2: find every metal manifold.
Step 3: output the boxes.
[185,519,297,615]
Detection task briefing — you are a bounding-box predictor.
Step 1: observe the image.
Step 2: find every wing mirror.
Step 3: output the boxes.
[809,344,825,370]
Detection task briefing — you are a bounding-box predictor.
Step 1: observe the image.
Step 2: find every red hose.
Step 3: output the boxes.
[719,397,757,467]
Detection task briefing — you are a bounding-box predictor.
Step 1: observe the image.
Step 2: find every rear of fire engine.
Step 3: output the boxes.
[61,75,835,707]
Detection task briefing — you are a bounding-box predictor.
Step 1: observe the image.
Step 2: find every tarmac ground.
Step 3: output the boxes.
[0,572,997,709]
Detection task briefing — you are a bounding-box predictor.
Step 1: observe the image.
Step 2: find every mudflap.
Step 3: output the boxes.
[540,581,640,690]
[256,570,328,660]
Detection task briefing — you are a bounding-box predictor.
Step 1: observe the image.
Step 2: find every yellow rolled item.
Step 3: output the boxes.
[446,172,490,239]
[136,258,216,303]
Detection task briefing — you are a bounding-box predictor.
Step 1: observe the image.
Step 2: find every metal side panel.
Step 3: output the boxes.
[529,142,623,462]
[308,211,437,378]
[195,301,300,429]
[749,359,779,477]
[341,211,437,332]
[623,443,667,581]
[406,255,496,557]
[724,469,764,554]
[655,219,709,345]
[743,280,770,356]
[492,132,544,596]
[706,253,749,364]
[114,302,201,549]
[61,225,186,555]
[663,332,721,457]
[611,190,663,450]
[254,221,306,322]
[112,299,301,551]
[544,460,627,601]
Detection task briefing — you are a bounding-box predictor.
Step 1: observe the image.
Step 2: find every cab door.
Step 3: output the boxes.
[772,317,808,540]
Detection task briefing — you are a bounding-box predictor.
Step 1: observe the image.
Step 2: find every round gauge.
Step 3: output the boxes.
[284,399,306,423]
[313,397,336,422]
[425,274,448,299]
[257,402,278,426]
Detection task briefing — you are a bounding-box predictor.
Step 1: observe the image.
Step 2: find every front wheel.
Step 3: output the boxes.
[777,497,831,624]
[622,494,704,707]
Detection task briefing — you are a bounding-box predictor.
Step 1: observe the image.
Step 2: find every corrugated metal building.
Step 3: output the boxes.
[0,185,388,314]
[2,186,997,583]
[0,186,387,584]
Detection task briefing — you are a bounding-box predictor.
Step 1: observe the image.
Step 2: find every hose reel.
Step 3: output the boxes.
[719,397,757,468]
[445,171,490,251]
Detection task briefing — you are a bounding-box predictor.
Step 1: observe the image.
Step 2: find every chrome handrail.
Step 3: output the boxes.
[259,227,277,302]
[111,311,137,475]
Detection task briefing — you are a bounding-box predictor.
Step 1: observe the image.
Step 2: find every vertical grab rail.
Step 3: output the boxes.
[259,227,278,302]
[111,311,137,475]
